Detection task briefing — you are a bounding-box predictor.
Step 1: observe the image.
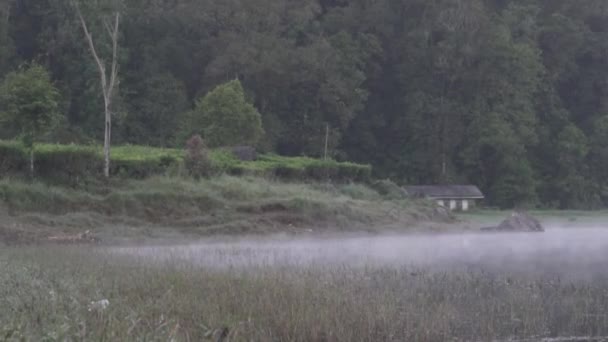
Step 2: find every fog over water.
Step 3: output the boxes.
[112,226,608,280]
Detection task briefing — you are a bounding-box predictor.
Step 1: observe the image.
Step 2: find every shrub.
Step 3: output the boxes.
[0,140,372,184]
[230,146,257,161]
[186,80,264,148]
[185,135,212,179]
[339,183,381,200]
[370,179,405,200]
[0,64,62,178]
[304,161,338,180]
[35,146,101,185]
[0,141,27,175]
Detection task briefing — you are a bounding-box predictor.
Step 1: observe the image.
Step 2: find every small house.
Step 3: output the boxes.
[405,185,484,211]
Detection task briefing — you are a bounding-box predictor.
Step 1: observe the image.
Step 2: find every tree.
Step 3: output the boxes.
[124,73,188,147]
[553,124,591,208]
[0,63,60,177]
[589,116,608,205]
[4,0,608,208]
[0,0,14,75]
[75,2,121,178]
[186,79,264,148]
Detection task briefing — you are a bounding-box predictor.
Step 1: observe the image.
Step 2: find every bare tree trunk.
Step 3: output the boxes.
[76,4,120,179]
[103,99,112,178]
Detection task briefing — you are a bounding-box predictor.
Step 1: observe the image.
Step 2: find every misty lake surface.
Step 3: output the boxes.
[111,227,608,279]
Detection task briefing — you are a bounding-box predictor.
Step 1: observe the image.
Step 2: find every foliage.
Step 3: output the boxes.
[3,0,608,207]
[370,179,406,200]
[211,152,372,182]
[0,174,424,233]
[3,243,608,340]
[186,79,264,148]
[123,73,188,147]
[0,140,371,183]
[0,63,61,175]
[184,135,211,179]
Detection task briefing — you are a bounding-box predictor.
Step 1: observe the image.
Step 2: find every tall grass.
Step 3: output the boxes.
[2,246,608,341]
[0,176,431,242]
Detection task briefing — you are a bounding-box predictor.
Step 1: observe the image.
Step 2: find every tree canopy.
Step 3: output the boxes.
[1,0,608,208]
[186,79,264,148]
[0,63,61,176]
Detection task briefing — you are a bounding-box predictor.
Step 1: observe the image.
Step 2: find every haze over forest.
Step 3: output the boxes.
[1,0,607,209]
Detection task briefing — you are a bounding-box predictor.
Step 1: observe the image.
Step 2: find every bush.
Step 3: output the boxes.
[0,142,101,184]
[339,183,381,200]
[230,146,257,161]
[186,80,264,147]
[0,140,371,184]
[0,141,182,183]
[370,179,405,200]
[184,135,212,179]
[0,141,27,175]
[35,146,101,184]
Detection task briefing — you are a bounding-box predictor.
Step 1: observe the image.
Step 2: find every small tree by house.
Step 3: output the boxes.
[187,79,264,148]
[0,64,61,178]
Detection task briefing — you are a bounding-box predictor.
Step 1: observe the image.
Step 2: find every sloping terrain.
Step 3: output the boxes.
[0,176,453,244]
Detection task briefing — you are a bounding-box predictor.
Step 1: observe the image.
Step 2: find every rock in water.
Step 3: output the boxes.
[482,211,545,232]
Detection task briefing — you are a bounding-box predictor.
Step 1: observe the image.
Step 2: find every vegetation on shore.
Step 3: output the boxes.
[3,0,608,208]
[2,246,607,341]
[0,140,371,183]
[0,175,445,244]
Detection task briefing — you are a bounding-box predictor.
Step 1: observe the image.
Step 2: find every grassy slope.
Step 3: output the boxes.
[0,176,450,244]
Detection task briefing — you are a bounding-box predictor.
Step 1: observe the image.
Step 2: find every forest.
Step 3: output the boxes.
[0,0,607,209]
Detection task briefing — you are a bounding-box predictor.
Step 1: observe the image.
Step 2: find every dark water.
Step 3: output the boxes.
[111,227,608,280]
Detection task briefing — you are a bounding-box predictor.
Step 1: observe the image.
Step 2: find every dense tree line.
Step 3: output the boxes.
[0,0,607,208]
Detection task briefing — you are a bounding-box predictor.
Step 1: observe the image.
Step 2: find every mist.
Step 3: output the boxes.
[111,225,608,280]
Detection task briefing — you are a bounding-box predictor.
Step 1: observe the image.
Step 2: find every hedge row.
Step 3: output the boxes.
[0,142,181,184]
[0,141,372,183]
[214,153,372,182]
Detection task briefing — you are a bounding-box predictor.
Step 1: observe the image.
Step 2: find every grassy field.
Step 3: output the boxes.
[0,175,452,244]
[2,245,608,341]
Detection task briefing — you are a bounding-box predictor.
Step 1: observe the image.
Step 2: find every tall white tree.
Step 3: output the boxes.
[75,2,120,178]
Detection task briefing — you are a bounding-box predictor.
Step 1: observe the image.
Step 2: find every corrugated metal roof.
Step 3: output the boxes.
[405,185,484,199]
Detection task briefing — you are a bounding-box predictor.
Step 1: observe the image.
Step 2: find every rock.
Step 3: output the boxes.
[231,146,257,161]
[481,211,544,232]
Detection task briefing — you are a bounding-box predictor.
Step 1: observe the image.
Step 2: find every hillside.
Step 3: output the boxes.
[2,1,608,208]
[0,176,453,245]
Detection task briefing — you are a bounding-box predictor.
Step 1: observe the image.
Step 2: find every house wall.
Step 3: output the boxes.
[436,199,476,211]
[462,199,469,211]
[449,200,457,210]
